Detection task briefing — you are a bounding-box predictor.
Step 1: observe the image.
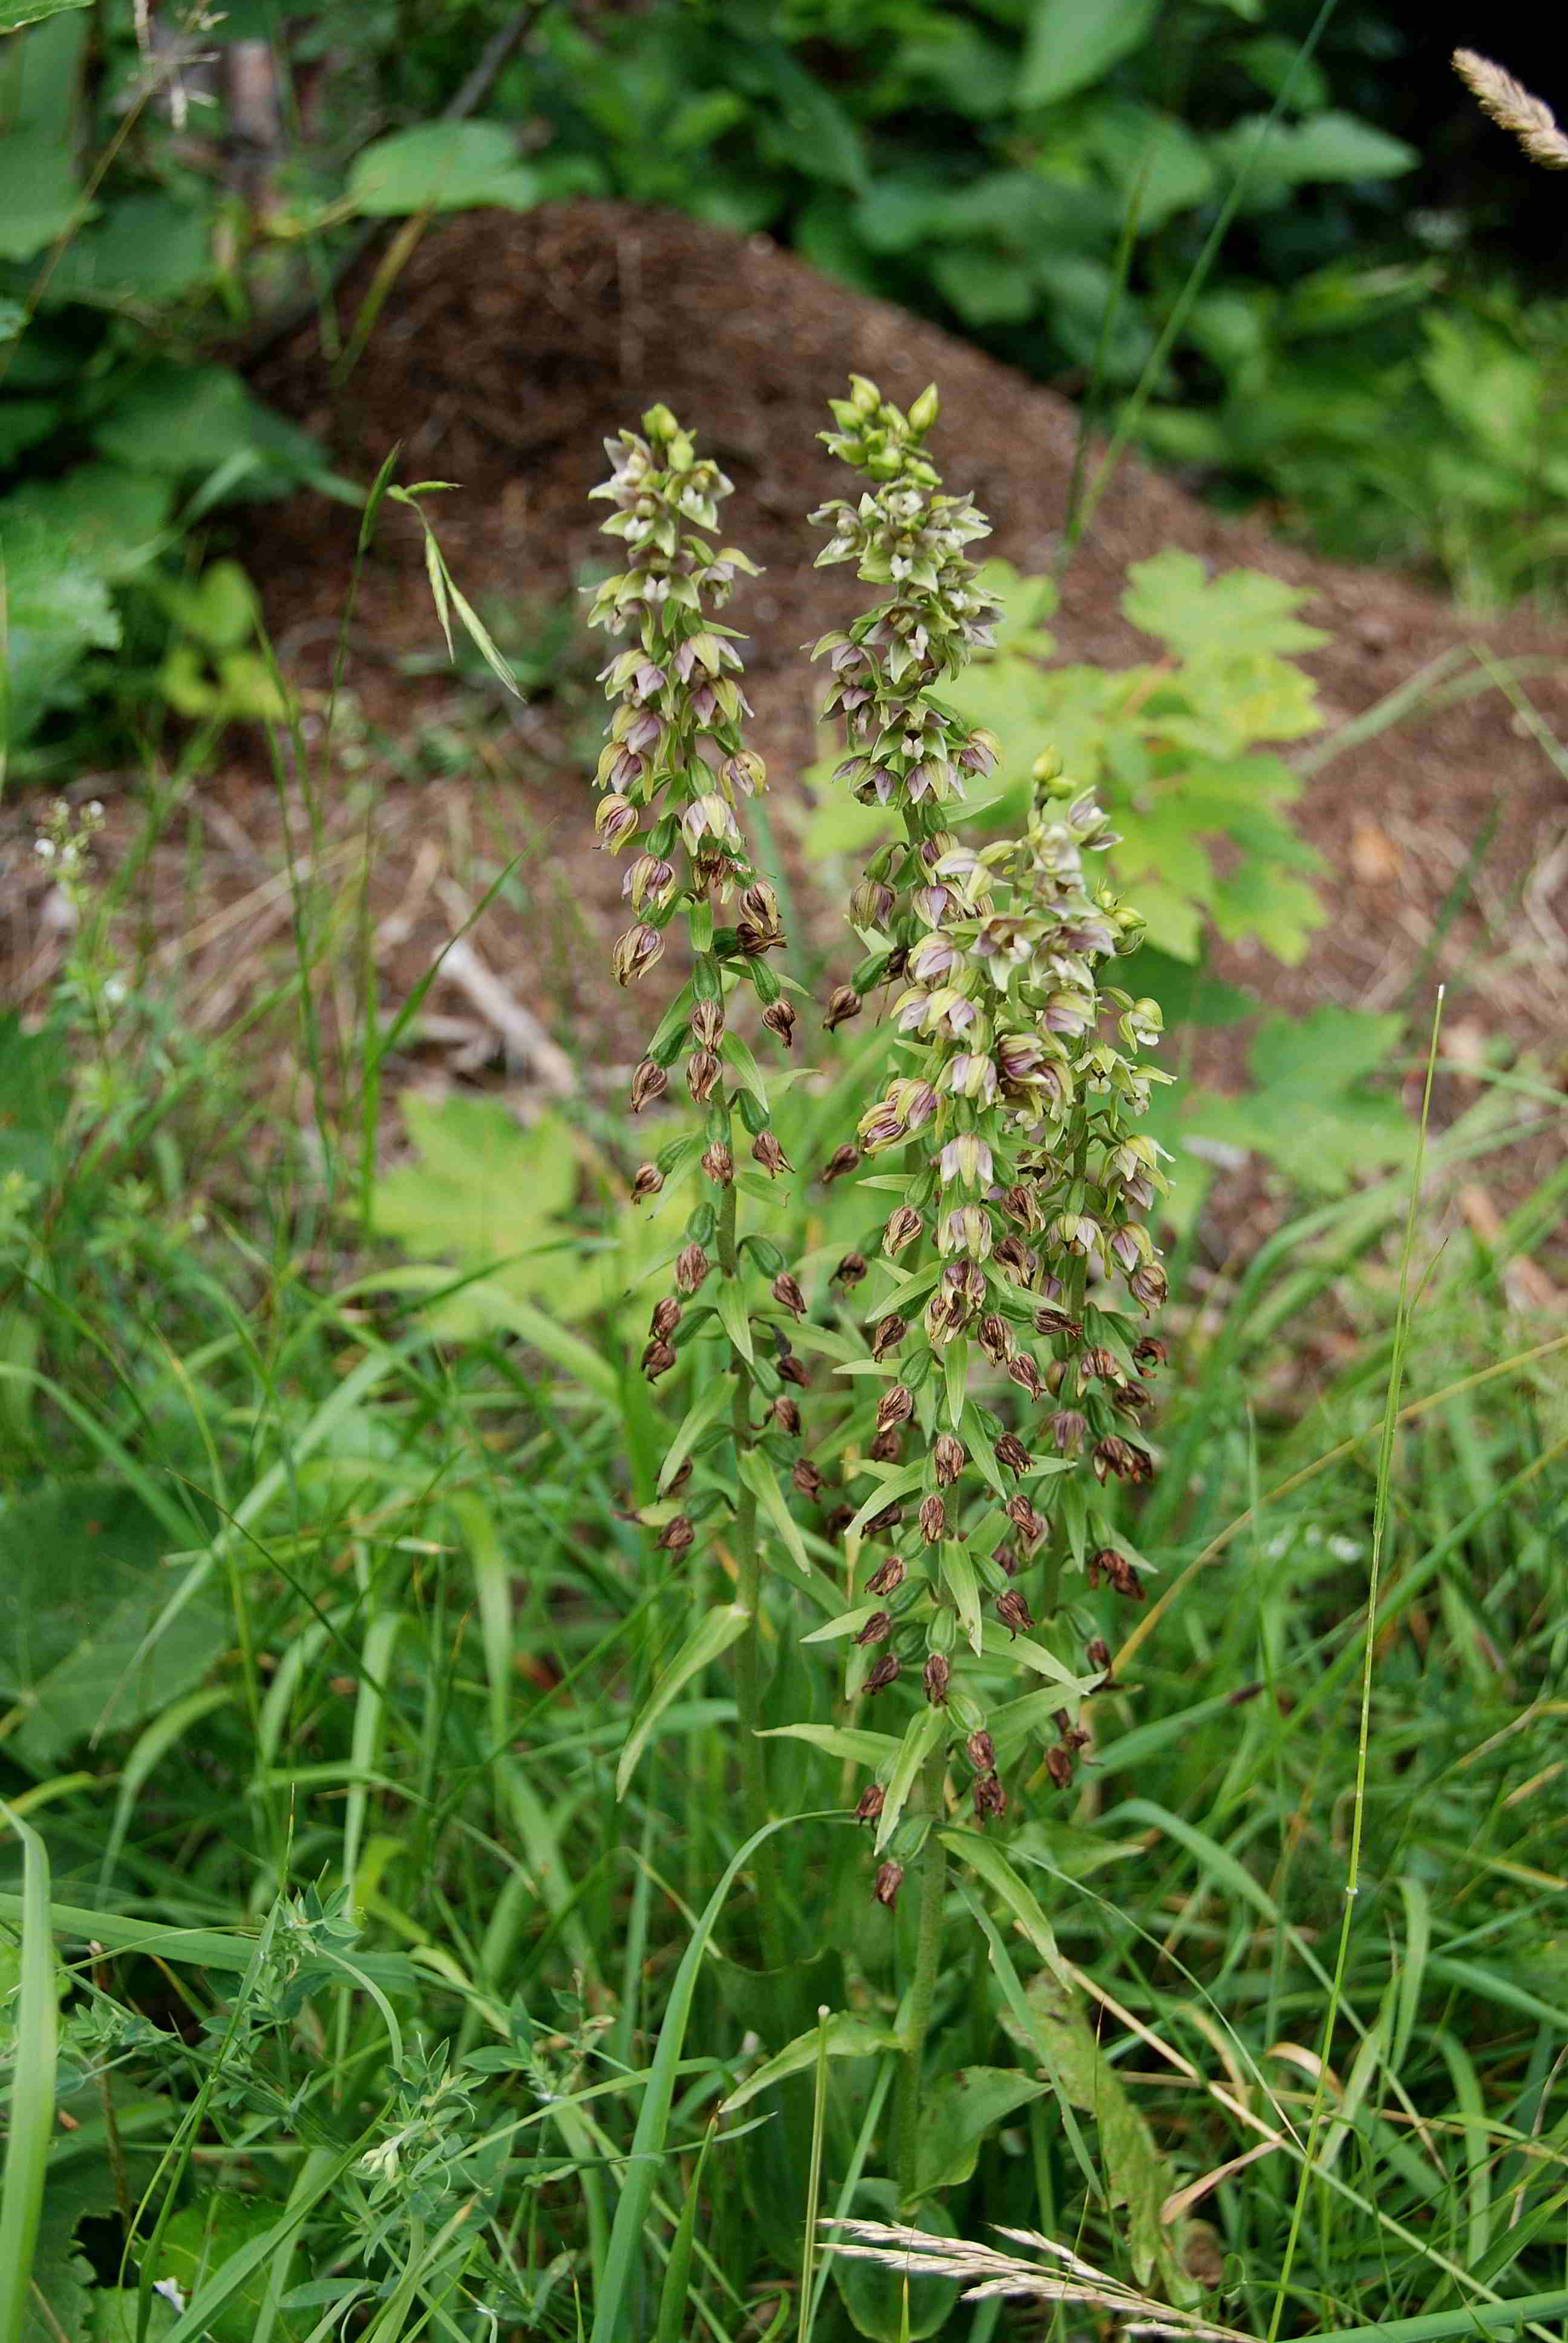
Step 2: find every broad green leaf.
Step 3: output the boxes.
[0,0,90,25]
[616,1605,750,1798]
[930,244,1036,327]
[90,362,323,493]
[875,1706,946,1854]
[1220,108,1417,197]
[915,2066,1050,2194]
[736,1448,809,1573]
[88,2293,177,2340]
[756,1723,901,1769]
[1085,100,1215,228]
[0,506,120,742]
[1174,1007,1417,1193]
[1122,549,1328,661]
[346,122,541,216]
[1018,0,1160,109]
[46,191,215,301]
[0,1484,227,1772]
[154,2196,304,2343]
[722,2011,899,2113]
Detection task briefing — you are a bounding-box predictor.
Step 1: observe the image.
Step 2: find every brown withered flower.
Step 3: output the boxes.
[701,1141,733,1185]
[687,1049,721,1103]
[656,1515,696,1555]
[1093,1435,1152,1485]
[762,998,797,1047]
[776,1350,812,1389]
[825,986,863,1031]
[631,1162,664,1201]
[854,1610,893,1647]
[995,1588,1034,1637]
[751,1131,789,1176]
[866,1553,906,1596]
[792,1460,824,1503]
[883,1205,923,1256]
[924,1651,951,1704]
[642,1339,677,1381]
[771,1393,801,1437]
[650,1296,682,1340]
[967,1729,997,1774]
[933,1432,966,1486]
[918,1493,947,1544]
[877,1383,915,1432]
[772,1271,808,1320]
[873,1860,904,1906]
[854,1783,886,1825]
[675,1244,710,1294]
[973,1772,1007,1824]
[822,1144,860,1183]
[1045,1745,1075,1791]
[869,1425,904,1463]
[869,1312,907,1361]
[863,1653,901,1694]
[995,1432,1032,1476]
[630,1058,668,1113]
[835,1252,869,1286]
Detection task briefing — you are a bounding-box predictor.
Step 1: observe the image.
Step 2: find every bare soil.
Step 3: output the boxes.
[6,201,1566,1237]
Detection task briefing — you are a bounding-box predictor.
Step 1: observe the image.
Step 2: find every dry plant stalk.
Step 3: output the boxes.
[1452,50,1568,170]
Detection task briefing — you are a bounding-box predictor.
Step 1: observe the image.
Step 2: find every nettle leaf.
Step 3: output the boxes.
[1018,0,1160,109]
[1122,549,1328,663]
[0,1482,227,1772]
[346,122,542,216]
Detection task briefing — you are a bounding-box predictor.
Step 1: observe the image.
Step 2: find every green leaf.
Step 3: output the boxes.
[756,1723,901,1769]
[45,191,215,303]
[938,1542,984,1655]
[0,1011,68,1184]
[345,122,541,217]
[1122,549,1327,661]
[736,1448,809,1573]
[978,1620,1098,1693]
[939,1832,1072,1983]
[915,2067,1051,2194]
[722,2011,900,2114]
[616,1605,750,1798]
[800,1603,883,1646]
[0,465,173,585]
[0,134,84,260]
[154,2197,302,2343]
[658,1376,731,1492]
[1175,1007,1417,1193]
[713,1278,755,1365]
[875,1706,946,1854]
[0,1483,227,1772]
[1115,947,1256,1027]
[1018,0,1160,108]
[0,0,90,25]
[0,505,120,742]
[89,363,322,493]
[831,2180,961,2341]
[88,2292,177,2341]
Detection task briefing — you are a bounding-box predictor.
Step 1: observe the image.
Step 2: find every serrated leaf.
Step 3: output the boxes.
[736,1447,809,1574]
[1122,549,1328,661]
[617,1605,750,1798]
[722,2011,899,2114]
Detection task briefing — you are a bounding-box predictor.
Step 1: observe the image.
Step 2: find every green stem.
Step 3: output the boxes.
[716,1158,785,1973]
[895,1750,950,2208]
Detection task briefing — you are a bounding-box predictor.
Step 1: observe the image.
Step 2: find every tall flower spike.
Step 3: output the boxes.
[812,381,1171,1878]
[586,407,810,1969]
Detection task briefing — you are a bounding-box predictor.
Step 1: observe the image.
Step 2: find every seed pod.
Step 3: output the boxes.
[825,986,863,1031]
[933,1432,965,1487]
[877,1384,915,1433]
[650,1296,682,1341]
[771,1394,801,1437]
[967,1729,996,1774]
[793,1460,824,1503]
[995,1432,1032,1476]
[641,1339,677,1381]
[772,1271,808,1320]
[873,1860,904,1906]
[630,1058,668,1113]
[924,1651,950,1705]
[854,1784,886,1825]
[657,1515,695,1555]
[865,1554,906,1596]
[687,1049,721,1103]
[883,1206,923,1256]
[854,1610,893,1647]
[822,1144,860,1184]
[835,1252,868,1286]
[918,1493,947,1544]
[863,1653,901,1695]
[995,1588,1034,1637]
[751,1131,789,1176]
[701,1141,733,1185]
[631,1162,664,1202]
[762,998,797,1047]
[869,1312,907,1361]
[675,1244,710,1294]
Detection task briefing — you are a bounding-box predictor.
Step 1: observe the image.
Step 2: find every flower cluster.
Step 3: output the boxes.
[812,381,1172,1855]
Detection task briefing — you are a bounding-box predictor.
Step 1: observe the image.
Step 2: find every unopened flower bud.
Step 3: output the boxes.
[995,1432,1032,1476]
[793,1459,824,1502]
[855,1784,886,1825]
[701,1141,733,1185]
[924,1651,950,1705]
[866,1554,905,1596]
[883,1206,923,1256]
[933,1432,965,1486]
[751,1130,789,1176]
[863,1654,901,1696]
[762,999,797,1047]
[967,1729,996,1774]
[851,880,897,929]
[874,1859,904,1906]
[631,1162,664,1201]
[869,1312,906,1361]
[650,1296,682,1340]
[822,1144,860,1184]
[996,1588,1033,1637]
[835,1253,868,1286]
[675,1244,710,1294]
[825,986,863,1031]
[877,1383,915,1433]
[772,1394,800,1437]
[855,1609,892,1647]
[918,1493,947,1544]
[657,1515,695,1554]
[630,1058,668,1114]
[687,1049,722,1103]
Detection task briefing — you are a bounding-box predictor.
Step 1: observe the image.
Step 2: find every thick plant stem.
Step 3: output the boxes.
[716,1167,786,1973]
[895,1750,950,2208]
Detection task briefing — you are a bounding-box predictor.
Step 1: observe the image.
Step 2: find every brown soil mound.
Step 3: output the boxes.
[7,202,1566,1225]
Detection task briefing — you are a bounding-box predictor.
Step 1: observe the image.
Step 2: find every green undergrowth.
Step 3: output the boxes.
[2,957,1566,2341]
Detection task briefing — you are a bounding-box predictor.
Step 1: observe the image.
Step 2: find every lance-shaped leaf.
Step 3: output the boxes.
[841,1461,929,1541]
[736,1447,810,1575]
[658,1376,731,1492]
[938,1541,984,1655]
[877,1705,947,1854]
[713,1279,755,1363]
[801,1602,884,1645]
[722,2011,901,2114]
[939,1830,1072,1985]
[617,1605,750,1798]
[979,1619,1100,1693]
[756,1723,901,1769]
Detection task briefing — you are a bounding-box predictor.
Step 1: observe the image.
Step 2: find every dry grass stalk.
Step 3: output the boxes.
[819,2219,1256,2339]
[1452,50,1568,169]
